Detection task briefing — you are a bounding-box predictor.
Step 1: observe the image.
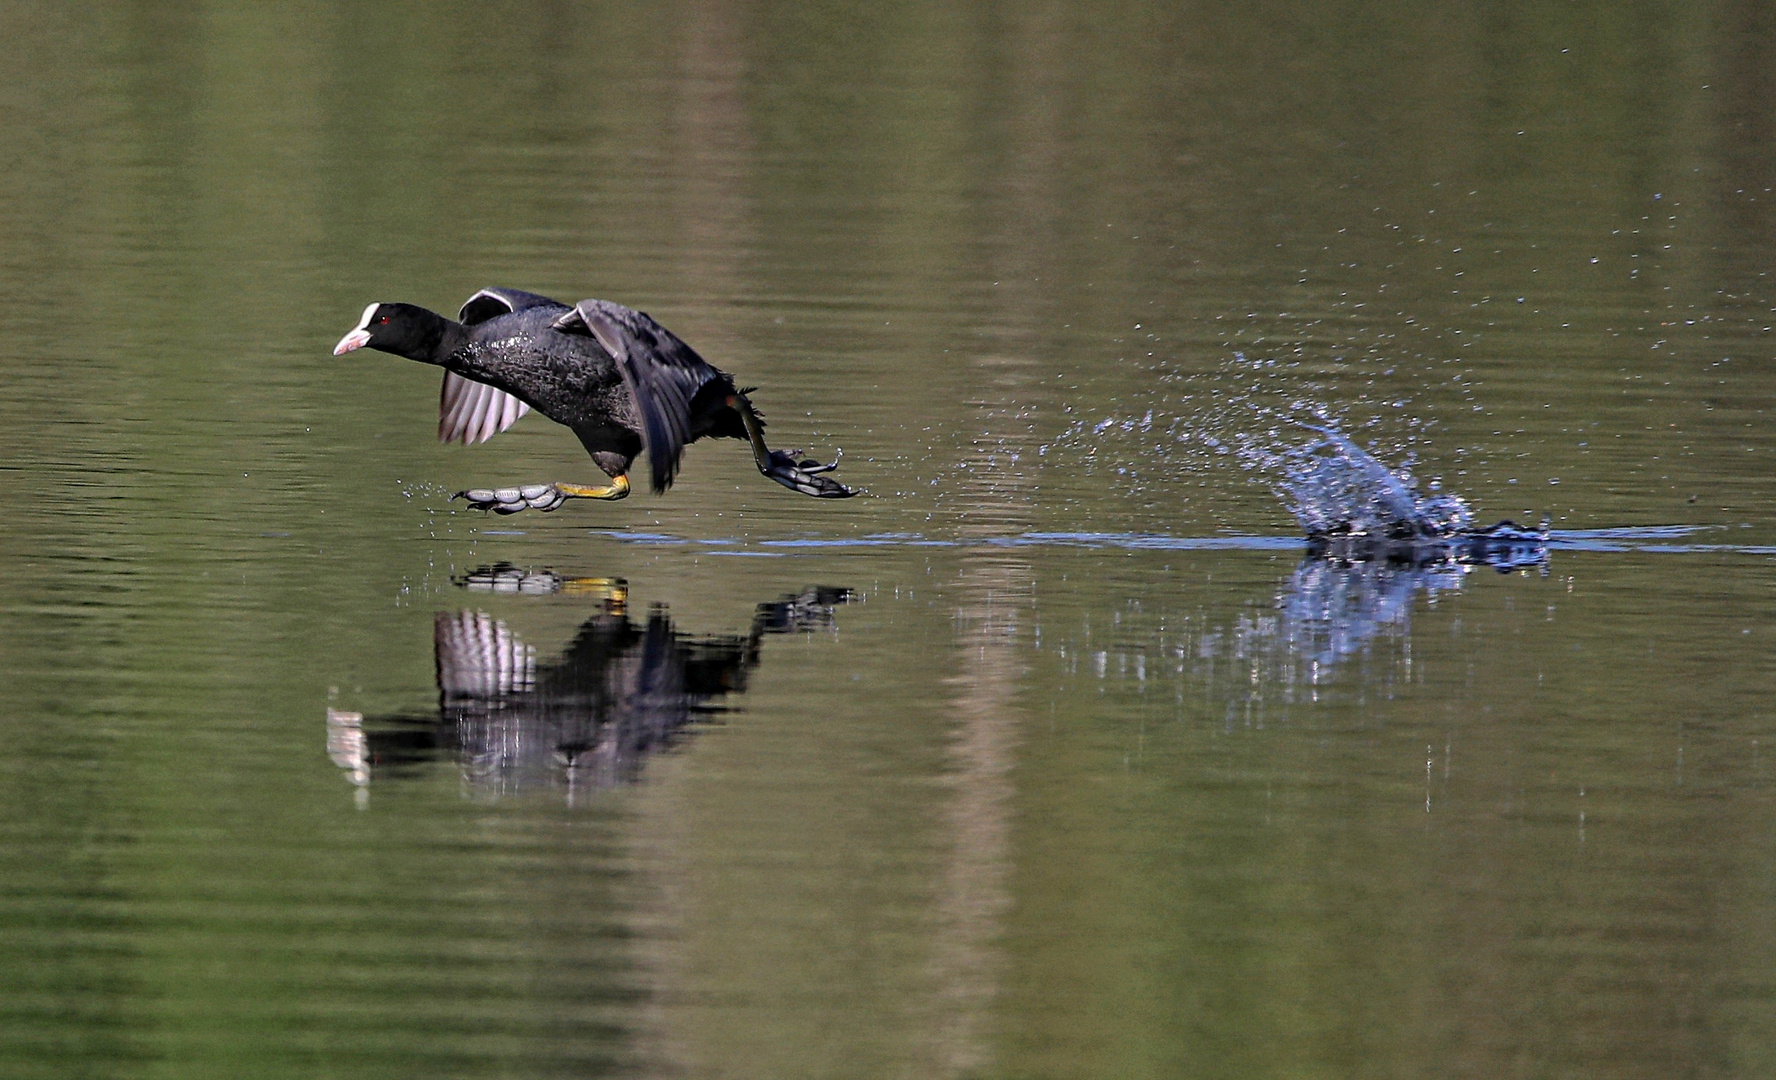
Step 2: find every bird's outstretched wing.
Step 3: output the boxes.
[439,372,530,444]
[552,299,724,493]
[457,287,564,326]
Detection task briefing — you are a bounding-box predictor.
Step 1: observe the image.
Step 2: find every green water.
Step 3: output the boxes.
[3,2,1775,1077]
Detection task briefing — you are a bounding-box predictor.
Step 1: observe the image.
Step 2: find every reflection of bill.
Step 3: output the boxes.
[328,572,851,803]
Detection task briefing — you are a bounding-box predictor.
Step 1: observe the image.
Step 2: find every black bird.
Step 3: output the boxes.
[332,288,855,512]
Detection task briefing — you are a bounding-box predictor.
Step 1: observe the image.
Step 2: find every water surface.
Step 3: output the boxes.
[2,2,1775,1077]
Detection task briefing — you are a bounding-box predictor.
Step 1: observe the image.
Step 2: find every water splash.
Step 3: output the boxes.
[1272,423,1472,540]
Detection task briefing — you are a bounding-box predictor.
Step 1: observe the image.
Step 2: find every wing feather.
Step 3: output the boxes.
[439,372,530,444]
[554,300,724,493]
[458,287,564,325]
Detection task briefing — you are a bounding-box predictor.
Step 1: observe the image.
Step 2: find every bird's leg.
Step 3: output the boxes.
[729,393,857,498]
[554,476,631,501]
[455,474,630,515]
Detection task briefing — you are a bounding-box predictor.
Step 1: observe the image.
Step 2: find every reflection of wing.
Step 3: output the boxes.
[552,300,725,493]
[439,372,529,444]
[435,611,535,697]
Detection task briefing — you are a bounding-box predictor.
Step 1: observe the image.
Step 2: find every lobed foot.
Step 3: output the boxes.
[761,448,856,498]
[454,475,630,515]
[454,484,569,515]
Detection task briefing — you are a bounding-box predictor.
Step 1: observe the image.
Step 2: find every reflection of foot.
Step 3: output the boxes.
[454,484,569,514]
[460,564,567,593]
[761,448,856,498]
[753,585,852,633]
[457,563,629,610]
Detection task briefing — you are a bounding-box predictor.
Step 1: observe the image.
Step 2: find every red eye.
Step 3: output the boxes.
[377,316,389,325]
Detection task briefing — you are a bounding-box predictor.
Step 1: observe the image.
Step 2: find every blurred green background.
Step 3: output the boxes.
[1,2,1774,1077]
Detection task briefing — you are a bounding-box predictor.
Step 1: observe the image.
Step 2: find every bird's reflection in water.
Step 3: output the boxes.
[328,567,851,803]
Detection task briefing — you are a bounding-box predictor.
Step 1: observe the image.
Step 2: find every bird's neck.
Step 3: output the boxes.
[388,310,468,365]
[432,318,470,362]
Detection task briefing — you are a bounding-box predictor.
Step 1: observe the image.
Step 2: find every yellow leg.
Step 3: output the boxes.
[555,474,631,501]
[455,475,630,513]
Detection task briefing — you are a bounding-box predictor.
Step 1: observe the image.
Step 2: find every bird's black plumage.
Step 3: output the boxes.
[333,289,853,500]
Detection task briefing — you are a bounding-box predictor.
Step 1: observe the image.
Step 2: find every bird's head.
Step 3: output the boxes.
[332,302,447,360]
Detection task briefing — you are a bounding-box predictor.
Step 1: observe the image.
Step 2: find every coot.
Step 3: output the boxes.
[333,288,854,513]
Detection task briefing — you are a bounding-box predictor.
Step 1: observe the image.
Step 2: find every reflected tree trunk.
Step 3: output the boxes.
[921,7,1067,1071]
[667,0,755,316]
[632,4,758,1075]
